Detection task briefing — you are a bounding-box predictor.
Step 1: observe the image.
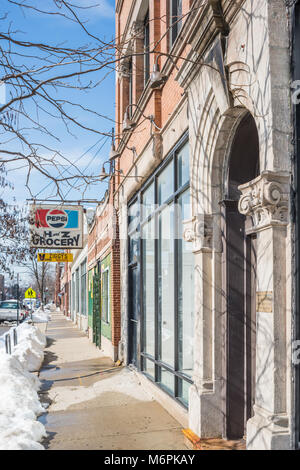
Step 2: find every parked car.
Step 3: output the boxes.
[0,300,28,323]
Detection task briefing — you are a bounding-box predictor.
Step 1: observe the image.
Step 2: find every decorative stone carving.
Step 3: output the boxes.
[209,0,229,36]
[238,171,290,232]
[183,214,213,253]
[152,133,163,162]
[130,20,144,40]
[118,60,131,79]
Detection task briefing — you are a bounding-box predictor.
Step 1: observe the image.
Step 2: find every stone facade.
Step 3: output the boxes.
[114,0,295,450]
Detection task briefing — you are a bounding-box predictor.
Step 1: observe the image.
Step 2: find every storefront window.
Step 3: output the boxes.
[102,268,110,323]
[158,204,175,366]
[142,182,155,220]
[177,142,190,188]
[178,191,194,377]
[158,160,174,204]
[128,136,193,408]
[142,218,155,357]
[159,367,175,396]
[80,259,87,316]
[143,357,155,379]
[72,273,75,314]
[76,268,79,313]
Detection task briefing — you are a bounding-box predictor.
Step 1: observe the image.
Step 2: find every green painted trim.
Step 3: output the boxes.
[100,253,112,340]
[88,268,94,328]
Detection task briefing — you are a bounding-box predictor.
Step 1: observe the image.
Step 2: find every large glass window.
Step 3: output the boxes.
[102,268,110,323]
[177,191,194,378]
[158,204,175,366]
[128,59,133,117]
[75,268,79,313]
[169,0,182,48]
[158,159,174,204]
[128,137,193,408]
[142,182,155,220]
[144,11,150,86]
[72,273,75,314]
[142,218,155,357]
[80,259,87,316]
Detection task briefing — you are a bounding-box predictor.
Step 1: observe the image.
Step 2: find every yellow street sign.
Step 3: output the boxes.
[37,253,73,262]
[25,287,36,299]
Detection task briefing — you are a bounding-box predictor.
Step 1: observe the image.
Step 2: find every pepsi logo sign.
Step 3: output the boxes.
[46,209,68,229]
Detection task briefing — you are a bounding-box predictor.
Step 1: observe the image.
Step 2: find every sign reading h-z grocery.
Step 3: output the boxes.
[30,204,83,249]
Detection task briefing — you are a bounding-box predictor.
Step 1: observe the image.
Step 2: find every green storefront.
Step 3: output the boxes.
[88,268,94,330]
[89,253,112,349]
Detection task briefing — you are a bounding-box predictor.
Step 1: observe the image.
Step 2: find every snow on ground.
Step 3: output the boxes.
[13,322,47,372]
[31,307,52,323]
[48,368,154,412]
[0,322,48,450]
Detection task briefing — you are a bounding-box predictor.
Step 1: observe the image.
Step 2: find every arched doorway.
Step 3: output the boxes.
[222,111,260,439]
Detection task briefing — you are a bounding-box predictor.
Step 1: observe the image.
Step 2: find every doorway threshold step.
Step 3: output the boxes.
[182,429,246,451]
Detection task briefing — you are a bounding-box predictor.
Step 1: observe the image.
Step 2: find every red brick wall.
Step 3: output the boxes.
[87,0,193,355]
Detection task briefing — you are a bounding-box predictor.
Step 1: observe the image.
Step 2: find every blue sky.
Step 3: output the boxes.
[1,0,116,207]
[0,0,116,283]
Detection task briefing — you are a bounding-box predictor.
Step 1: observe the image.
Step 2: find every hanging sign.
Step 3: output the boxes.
[25,287,36,299]
[30,204,83,249]
[37,253,74,262]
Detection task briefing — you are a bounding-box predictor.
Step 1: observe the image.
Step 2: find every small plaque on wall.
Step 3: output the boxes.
[256,291,273,313]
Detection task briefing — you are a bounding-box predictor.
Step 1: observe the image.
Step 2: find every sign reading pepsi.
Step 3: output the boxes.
[30,204,83,249]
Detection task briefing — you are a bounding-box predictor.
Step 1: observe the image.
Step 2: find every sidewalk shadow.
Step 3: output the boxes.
[46,337,56,348]
[38,344,59,449]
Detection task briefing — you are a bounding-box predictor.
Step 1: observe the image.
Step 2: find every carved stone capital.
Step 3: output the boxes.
[238,171,290,233]
[118,60,131,79]
[152,133,163,162]
[130,20,144,40]
[183,214,213,253]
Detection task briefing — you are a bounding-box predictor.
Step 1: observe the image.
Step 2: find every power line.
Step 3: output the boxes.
[34,134,107,198]
[62,136,109,201]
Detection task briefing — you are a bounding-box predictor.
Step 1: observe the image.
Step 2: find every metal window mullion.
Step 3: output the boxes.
[174,197,179,398]
[137,192,142,372]
[154,172,160,383]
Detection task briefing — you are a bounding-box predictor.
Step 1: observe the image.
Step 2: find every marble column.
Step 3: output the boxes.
[183,213,224,438]
[238,170,291,450]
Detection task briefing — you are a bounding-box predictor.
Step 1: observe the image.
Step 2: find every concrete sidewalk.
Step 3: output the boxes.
[38,312,187,450]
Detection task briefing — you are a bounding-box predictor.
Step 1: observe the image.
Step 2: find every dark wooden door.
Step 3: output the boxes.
[245,231,257,426]
[223,201,257,439]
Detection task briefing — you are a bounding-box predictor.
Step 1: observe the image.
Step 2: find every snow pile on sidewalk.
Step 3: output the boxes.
[31,307,51,323]
[0,323,48,450]
[13,322,47,372]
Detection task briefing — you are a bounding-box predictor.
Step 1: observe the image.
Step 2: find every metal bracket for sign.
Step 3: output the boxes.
[26,199,105,205]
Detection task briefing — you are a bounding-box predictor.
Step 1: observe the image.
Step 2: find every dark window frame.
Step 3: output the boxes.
[128,58,133,118]
[128,132,193,409]
[144,10,150,87]
[169,0,183,49]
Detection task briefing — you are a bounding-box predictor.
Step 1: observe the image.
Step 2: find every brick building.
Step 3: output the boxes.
[86,186,121,361]
[60,0,300,450]
[112,0,296,451]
